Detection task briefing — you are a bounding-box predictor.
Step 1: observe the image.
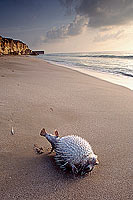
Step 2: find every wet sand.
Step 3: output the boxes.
[0,56,132,200]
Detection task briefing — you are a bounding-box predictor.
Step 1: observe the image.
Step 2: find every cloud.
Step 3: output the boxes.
[58,0,74,14]
[43,0,133,43]
[93,29,125,42]
[60,0,133,27]
[43,15,88,43]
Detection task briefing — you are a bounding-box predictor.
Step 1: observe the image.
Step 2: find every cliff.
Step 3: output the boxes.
[0,36,34,55]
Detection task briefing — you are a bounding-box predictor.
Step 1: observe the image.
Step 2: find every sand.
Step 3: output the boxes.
[0,56,132,200]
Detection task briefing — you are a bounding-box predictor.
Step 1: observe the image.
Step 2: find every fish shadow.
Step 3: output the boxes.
[1,150,95,199]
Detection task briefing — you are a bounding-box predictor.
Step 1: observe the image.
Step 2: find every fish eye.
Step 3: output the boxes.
[85,164,93,172]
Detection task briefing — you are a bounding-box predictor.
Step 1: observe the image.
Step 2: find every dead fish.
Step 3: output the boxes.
[40,128,99,175]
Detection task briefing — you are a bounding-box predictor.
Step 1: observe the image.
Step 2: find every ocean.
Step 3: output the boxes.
[38,51,133,90]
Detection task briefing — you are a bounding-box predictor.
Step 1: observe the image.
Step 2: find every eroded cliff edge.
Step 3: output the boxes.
[0,36,34,55]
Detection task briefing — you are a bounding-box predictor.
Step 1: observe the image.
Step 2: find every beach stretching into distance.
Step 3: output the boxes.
[0,56,132,200]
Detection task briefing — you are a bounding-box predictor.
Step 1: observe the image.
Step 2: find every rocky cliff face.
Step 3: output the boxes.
[0,36,33,55]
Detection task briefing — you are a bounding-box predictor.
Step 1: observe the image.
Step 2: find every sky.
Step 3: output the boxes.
[0,0,133,53]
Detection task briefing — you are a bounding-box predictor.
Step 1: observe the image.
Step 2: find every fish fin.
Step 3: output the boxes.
[54,129,59,137]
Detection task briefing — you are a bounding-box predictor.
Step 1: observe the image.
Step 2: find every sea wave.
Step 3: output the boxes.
[39,51,133,79]
[45,53,133,60]
[78,55,133,59]
[38,51,133,90]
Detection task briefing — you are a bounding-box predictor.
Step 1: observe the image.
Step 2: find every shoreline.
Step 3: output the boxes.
[0,56,132,200]
[38,56,133,91]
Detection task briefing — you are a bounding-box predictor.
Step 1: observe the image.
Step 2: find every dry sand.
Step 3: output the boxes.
[0,56,132,200]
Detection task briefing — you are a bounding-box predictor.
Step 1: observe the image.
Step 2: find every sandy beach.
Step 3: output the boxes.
[0,56,132,200]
